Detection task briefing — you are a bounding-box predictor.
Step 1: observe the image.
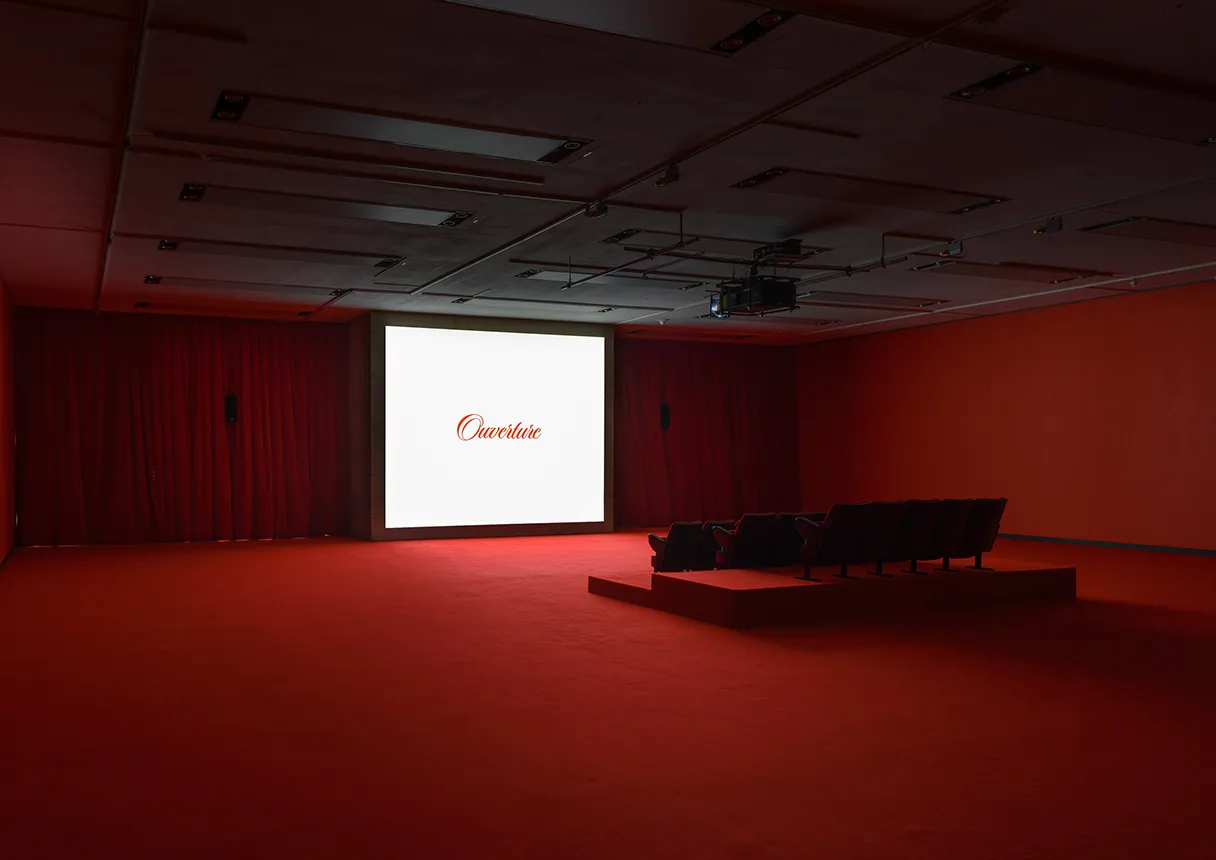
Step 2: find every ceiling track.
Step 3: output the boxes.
[407,0,1016,299]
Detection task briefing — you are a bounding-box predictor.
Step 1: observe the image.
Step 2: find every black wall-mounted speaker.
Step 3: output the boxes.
[659,403,671,431]
[225,394,237,423]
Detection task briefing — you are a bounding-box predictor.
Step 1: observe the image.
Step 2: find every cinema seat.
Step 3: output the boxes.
[948,497,1008,570]
[888,499,941,574]
[773,512,816,566]
[714,513,778,568]
[796,502,870,580]
[912,498,973,573]
[648,522,707,572]
[858,500,907,577]
[700,521,735,569]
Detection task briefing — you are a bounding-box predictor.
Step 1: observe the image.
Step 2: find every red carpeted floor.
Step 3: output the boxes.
[0,533,1213,860]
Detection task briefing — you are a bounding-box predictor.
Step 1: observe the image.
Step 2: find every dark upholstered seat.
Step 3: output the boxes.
[773,512,815,566]
[796,502,870,580]
[887,499,940,573]
[856,500,907,577]
[919,498,973,573]
[648,522,708,572]
[699,521,734,569]
[714,513,779,568]
[948,497,1007,570]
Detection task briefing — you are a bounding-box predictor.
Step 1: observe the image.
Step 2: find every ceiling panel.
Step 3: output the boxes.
[0,4,129,142]
[1081,216,1216,249]
[961,67,1216,144]
[734,166,1006,213]
[0,138,113,230]
[0,225,101,305]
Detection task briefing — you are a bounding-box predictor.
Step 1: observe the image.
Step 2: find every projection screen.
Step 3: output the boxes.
[366,313,613,539]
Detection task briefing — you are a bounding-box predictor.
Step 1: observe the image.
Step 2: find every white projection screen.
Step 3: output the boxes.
[366,313,613,539]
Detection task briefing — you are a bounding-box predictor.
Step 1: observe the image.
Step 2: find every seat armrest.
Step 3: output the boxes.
[809,511,827,523]
[713,526,735,549]
[647,534,666,554]
[795,517,823,540]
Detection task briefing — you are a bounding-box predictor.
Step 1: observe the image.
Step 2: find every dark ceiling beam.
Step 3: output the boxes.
[1,0,131,22]
[0,128,115,149]
[129,144,682,213]
[92,0,153,313]
[407,0,1016,298]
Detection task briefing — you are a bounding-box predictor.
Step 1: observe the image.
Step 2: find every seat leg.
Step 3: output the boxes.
[796,560,817,582]
[868,559,892,577]
[935,557,953,572]
[832,562,853,579]
[904,559,927,575]
[966,552,994,571]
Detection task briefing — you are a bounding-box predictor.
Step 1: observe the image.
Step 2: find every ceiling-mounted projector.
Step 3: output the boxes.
[710,274,799,318]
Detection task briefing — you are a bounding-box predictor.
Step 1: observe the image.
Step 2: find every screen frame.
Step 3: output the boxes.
[367,311,614,540]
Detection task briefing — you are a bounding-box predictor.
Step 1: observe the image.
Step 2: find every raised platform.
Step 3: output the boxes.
[588,556,1077,628]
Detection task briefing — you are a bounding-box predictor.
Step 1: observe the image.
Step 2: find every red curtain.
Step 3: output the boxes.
[15,310,348,545]
[0,279,13,561]
[615,338,801,528]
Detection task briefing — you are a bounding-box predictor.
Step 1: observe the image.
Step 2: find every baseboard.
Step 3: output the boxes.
[999,533,1216,557]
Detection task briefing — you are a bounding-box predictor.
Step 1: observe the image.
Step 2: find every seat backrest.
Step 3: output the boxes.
[655,522,706,571]
[922,498,974,559]
[729,513,779,566]
[803,502,869,565]
[856,501,907,563]
[891,499,940,561]
[953,497,1007,557]
[773,512,814,565]
[698,520,735,568]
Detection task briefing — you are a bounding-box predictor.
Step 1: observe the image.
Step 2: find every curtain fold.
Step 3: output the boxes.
[614,339,800,528]
[15,310,348,545]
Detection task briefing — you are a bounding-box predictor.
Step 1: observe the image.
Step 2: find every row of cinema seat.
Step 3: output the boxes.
[647,498,1007,581]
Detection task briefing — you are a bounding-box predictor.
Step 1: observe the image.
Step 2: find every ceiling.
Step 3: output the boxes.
[2,0,1214,343]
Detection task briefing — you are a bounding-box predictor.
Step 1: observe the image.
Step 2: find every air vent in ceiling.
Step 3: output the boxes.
[1082,215,1216,248]
[428,293,672,313]
[514,267,706,288]
[733,167,1008,215]
[440,0,770,53]
[233,93,591,163]
[200,186,474,227]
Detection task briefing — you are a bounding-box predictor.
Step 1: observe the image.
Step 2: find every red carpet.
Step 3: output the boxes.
[0,534,1213,859]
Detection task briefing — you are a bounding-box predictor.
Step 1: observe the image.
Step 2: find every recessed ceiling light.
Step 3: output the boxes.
[297,311,312,317]
[711,9,795,54]
[179,183,206,202]
[158,239,179,251]
[949,63,1041,100]
[144,275,162,284]
[211,91,249,122]
[950,197,1008,215]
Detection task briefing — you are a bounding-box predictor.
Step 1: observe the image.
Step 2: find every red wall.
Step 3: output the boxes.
[616,338,801,528]
[15,310,349,545]
[797,283,1216,551]
[0,276,13,561]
